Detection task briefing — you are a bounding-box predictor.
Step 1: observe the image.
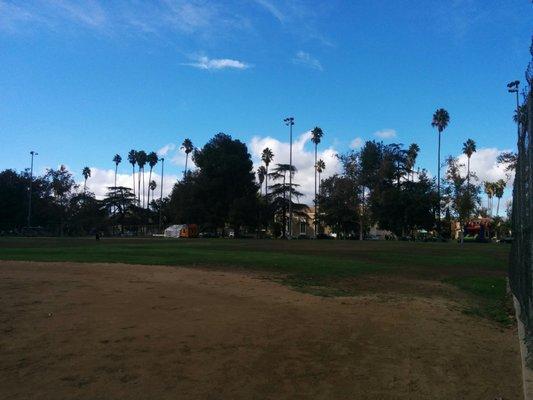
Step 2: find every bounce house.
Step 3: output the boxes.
[463,218,493,242]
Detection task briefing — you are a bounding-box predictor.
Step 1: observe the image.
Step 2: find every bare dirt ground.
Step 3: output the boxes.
[0,261,522,399]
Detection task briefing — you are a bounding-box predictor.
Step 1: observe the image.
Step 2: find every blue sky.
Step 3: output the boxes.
[0,0,531,208]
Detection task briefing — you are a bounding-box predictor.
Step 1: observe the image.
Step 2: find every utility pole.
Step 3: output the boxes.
[27,151,38,228]
[159,157,164,232]
[284,117,294,239]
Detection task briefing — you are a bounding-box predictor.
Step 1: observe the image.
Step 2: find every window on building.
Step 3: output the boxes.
[300,220,306,235]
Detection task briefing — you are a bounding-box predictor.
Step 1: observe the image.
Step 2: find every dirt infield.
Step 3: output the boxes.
[0,261,521,399]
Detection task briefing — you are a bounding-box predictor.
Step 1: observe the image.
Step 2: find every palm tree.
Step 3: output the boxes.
[257,166,267,196]
[315,159,325,234]
[431,108,450,227]
[406,143,420,181]
[82,167,91,192]
[494,179,506,216]
[484,181,495,215]
[136,150,147,207]
[127,150,137,197]
[462,139,476,188]
[112,154,122,188]
[310,127,324,237]
[146,152,158,205]
[149,180,157,208]
[181,138,194,178]
[261,147,274,196]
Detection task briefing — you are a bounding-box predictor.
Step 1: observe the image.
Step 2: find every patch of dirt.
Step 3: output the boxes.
[0,260,521,399]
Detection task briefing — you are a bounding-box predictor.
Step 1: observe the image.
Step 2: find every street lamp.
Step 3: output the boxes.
[507,80,520,140]
[159,157,165,232]
[27,151,38,228]
[284,117,294,239]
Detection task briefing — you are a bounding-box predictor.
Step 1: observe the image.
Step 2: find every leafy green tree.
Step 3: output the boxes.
[45,165,77,235]
[267,163,304,237]
[261,147,274,196]
[444,156,480,240]
[318,174,360,237]
[191,133,258,234]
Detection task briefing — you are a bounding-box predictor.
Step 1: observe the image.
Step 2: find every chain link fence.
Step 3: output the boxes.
[509,47,532,364]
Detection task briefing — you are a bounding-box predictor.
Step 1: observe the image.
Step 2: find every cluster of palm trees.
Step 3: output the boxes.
[484,180,507,216]
[256,127,327,235]
[80,138,196,210]
[123,150,159,208]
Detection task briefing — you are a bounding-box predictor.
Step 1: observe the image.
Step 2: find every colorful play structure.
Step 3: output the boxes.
[462,218,493,242]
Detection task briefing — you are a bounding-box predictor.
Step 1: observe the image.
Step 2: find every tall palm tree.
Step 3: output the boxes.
[181,138,194,178]
[149,180,157,208]
[112,154,122,188]
[146,152,158,205]
[462,139,476,188]
[257,166,267,196]
[431,108,450,227]
[310,127,324,237]
[136,150,147,207]
[82,167,91,192]
[127,150,137,197]
[484,181,495,215]
[261,147,274,196]
[494,179,506,216]
[315,159,326,233]
[406,143,420,181]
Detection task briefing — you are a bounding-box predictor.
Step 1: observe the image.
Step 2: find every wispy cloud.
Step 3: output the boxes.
[253,0,285,22]
[350,137,363,149]
[182,55,250,70]
[374,129,397,139]
[292,51,322,71]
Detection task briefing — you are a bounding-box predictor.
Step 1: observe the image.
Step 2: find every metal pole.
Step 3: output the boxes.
[27,151,37,228]
[159,157,164,231]
[289,121,292,239]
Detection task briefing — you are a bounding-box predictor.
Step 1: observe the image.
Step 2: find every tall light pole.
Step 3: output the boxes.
[284,117,294,239]
[27,151,38,228]
[159,157,164,231]
[507,80,520,140]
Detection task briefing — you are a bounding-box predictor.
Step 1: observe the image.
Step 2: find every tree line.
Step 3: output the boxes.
[0,109,515,237]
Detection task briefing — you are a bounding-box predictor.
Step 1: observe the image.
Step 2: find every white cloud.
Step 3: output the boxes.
[455,147,514,216]
[249,132,341,204]
[182,55,250,70]
[374,129,397,139]
[78,167,178,202]
[456,147,514,185]
[157,143,176,157]
[292,51,323,71]
[350,137,363,149]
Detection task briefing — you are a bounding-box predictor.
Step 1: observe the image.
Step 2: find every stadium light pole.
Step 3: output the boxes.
[284,117,294,239]
[159,157,164,231]
[27,151,38,228]
[507,80,520,141]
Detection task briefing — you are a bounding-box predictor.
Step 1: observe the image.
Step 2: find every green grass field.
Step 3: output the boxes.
[0,237,513,325]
